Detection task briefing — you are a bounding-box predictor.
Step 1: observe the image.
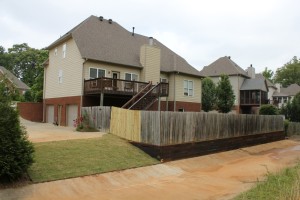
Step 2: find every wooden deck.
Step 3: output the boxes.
[84,77,169,97]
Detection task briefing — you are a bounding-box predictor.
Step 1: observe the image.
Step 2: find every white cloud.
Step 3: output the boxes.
[1,0,300,73]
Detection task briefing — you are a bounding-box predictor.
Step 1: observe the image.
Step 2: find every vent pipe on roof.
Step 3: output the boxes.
[99,16,103,21]
[132,27,135,36]
[228,56,231,59]
[108,19,112,24]
[149,37,153,46]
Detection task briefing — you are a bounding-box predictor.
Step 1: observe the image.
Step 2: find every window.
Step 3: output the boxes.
[160,78,168,83]
[89,68,105,79]
[62,43,66,58]
[178,108,185,112]
[184,80,193,96]
[125,73,138,81]
[58,70,63,84]
[54,48,57,56]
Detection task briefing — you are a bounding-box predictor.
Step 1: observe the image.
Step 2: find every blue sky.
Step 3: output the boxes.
[1,0,300,73]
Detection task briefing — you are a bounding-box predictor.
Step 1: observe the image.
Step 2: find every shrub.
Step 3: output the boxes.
[73,110,98,132]
[0,103,34,182]
[259,104,279,115]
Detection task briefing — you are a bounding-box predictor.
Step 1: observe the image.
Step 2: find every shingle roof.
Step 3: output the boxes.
[255,73,276,88]
[47,15,202,77]
[200,56,249,77]
[273,84,300,97]
[0,66,30,90]
[240,78,268,91]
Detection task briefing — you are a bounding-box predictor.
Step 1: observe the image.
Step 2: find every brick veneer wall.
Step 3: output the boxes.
[44,96,81,126]
[17,102,43,122]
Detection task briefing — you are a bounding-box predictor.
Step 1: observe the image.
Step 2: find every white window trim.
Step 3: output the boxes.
[160,78,168,83]
[125,72,139,81]
[58,69,63,84]
[183,80,194,97]
[62,43,66,58]
[54,48,58,56]
[89,67,106,79]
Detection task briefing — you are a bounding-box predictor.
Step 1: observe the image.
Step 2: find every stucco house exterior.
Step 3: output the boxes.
[200,56,268,114]
[43,15,203,126]
[0,66,30,95]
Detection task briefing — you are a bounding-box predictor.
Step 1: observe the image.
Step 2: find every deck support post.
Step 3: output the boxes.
[100,93,104,106]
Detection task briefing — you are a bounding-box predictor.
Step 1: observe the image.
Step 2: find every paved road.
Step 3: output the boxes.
[20,118,105,143]
[1,139,300,200]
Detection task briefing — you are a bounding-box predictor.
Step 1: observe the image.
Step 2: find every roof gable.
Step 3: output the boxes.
[47,15,202,77]
[200,56,249,77]
[0,66,30,90]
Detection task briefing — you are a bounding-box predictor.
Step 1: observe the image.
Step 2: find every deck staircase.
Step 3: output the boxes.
[122,82,164,110]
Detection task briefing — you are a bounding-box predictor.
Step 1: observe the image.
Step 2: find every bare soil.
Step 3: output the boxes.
[1,139,299,200]
[21,118,105,143]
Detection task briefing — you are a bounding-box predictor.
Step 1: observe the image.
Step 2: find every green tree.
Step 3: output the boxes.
[262,67,274,82]
[259,104,279,115]
[274,56,300,87]
[290,92,300,122]
[201,77,216,112]
[0,43,48,102]
[216,75,235,113]
[0,80,34,182]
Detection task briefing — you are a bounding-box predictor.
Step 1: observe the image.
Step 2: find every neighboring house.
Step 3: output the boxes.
[43,15,203,126]
[272,83,300,108]
[200,56,268,114]
[0,66,30,95]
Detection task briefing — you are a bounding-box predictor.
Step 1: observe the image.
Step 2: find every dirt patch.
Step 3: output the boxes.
[20,118,105,143]
[1,139,299,200]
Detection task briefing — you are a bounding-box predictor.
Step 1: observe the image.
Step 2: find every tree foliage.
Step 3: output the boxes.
[201,77,216,112]
[262,67,274,83]
[259,104,279,115]
[216,75,235,113]
[274,56,300,87]
[0,44,48,102]
[0,81,34,182]
[281,92,300,122]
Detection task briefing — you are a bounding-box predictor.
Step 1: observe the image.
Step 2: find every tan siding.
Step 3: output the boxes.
[83,61,141,80]
[45,38,84,98]
[175,74,201,103]
[140,45,160,83]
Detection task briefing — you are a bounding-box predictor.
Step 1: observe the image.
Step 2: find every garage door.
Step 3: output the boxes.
[67,105,78,127]
[46,105,54,124]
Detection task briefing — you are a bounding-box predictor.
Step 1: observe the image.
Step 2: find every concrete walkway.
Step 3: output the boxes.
[21,118,105,143]
[1,139,300,200]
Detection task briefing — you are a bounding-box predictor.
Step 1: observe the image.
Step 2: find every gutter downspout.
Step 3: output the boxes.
[42,67,46,122]
[81,58,88,115]
[173,72,176,111]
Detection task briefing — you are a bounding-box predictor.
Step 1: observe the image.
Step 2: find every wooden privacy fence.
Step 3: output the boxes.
[110,107,284,146]
[81,106,111,132]
[287,122,300,136]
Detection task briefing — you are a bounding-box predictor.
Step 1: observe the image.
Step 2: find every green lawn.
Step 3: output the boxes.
[234,163,300,200]
[28,134,159,183]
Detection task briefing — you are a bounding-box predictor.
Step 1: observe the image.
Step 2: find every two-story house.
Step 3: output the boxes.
[200,56,268,114]
[43,15,203,126]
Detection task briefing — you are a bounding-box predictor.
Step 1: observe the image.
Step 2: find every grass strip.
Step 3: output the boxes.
[234,162,300,200]
[28,134,159,183]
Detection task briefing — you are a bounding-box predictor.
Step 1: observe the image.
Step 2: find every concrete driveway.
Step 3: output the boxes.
[1,139,300,200]
[20,118,105,143]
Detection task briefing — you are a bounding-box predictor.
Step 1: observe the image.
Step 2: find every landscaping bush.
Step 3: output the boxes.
[259,104,279,115]
[0,103,34,182]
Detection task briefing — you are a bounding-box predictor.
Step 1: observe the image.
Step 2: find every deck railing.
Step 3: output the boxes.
[84,77,150,95]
